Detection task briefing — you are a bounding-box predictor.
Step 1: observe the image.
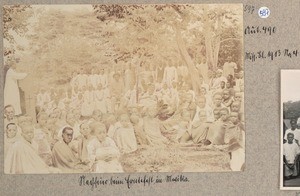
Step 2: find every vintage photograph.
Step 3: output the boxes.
[281,70,300,189]
[3,4,244,174]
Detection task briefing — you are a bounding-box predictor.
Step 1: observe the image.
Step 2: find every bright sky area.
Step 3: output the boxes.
[281,70,300,102]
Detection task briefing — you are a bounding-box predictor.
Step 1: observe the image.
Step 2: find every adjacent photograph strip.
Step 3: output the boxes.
[281,70,300,190]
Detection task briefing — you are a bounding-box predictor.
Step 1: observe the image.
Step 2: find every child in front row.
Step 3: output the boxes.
[87,122,123,173]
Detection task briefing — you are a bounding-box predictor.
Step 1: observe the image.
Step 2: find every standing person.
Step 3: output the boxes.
[94,84,107,114]
[196,59,209,84]
[163,60,178,87]
[210,69,227,92]
[70,71,79,94]
[88,68,99,89]
[77,68,87,90]
[223,56,237,78]
[156,61,165,83]
[4,62,28,115]
[81,85,94,117]
[234,71,244,92]
[284,133,300,179]
[284,119,300,143]
[124,63,135,93]
[110,73,124,113]
[98,68,108,89]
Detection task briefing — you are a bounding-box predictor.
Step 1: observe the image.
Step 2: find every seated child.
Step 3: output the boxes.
[192,96,214,126]
[231,100,244,122]
[176,93,197,118]
[130,114,149,146]
[225,112,245,171]
[110,114,138,154]
[206,108,230,145]
[143,107,169,146]
[171,110,193,143]
[212,92,225,111]
[222,89,234,110]
[87,122,123,173]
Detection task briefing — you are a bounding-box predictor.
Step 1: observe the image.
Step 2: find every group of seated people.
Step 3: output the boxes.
[4,62,245,173]
[283,119,300,180]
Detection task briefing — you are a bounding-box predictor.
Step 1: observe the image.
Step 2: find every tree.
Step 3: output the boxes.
[3,5,33,61]
[7,5,242,92]
[93,4,243,93]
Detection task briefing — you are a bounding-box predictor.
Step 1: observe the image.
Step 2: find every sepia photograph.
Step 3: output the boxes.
[281,70,300,190]
[3,4,244,174]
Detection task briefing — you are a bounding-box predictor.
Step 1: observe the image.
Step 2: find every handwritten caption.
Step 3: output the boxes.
[245,49,298,62]
[244,26,276,35]
[244,5,255,14]
[79,174,189,190]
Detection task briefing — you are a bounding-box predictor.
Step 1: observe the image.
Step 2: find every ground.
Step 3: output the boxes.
[284,177,300,187]
[120,144,231,173]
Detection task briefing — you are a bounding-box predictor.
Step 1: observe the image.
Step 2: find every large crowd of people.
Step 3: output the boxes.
[4,58,245,173]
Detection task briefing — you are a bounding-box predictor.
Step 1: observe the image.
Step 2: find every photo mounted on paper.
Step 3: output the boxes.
[281,70,300,190]
[3,4,244,174]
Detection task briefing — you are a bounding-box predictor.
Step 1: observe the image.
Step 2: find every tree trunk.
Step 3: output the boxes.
[174,26,202,94]
[203,7,214,71]
[212,16,222,70]
[213,36,221,69]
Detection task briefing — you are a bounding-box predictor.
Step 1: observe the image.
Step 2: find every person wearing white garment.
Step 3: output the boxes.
[4,63,28,115]
[88,68,99,89]
[283,132,300,178]
[163,62,178,87]
[76,68,87,90]
[97,68,108,88]
[87,122,123,173]
[284,119,300,144]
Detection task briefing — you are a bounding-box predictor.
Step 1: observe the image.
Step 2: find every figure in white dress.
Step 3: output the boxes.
[36,88,51,110]
[94,84,107,114]
[108,114,138,154]
[88,68,99,89]
[163,62,178,87]
[81,85,95,117]
[87,122,123,173]
[223,57,237,78]
[4,64,28,115]
[124,63,135,93]
[143,107,169,146]
[77,68,87,90]
[97,68,108,89]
